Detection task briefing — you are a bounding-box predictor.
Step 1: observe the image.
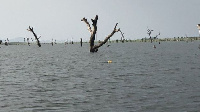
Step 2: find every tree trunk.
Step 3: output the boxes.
[81,15,122,52]
[27,26,41,47]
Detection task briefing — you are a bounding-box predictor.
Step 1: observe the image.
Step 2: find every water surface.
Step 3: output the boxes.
[0,42,200,111]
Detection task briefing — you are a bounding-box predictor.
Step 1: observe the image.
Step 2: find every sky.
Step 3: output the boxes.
[0,0,200,42]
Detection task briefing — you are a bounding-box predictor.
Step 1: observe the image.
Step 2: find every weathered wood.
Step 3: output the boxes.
[27,26,41,47]
[93,23,120,51]
[81,15,121,52]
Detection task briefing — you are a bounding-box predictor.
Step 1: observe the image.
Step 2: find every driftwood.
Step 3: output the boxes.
[81,15,122,52]
[27,26,41,47]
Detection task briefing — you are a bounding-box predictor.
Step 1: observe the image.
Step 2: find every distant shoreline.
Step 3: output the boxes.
[0,37,199,45]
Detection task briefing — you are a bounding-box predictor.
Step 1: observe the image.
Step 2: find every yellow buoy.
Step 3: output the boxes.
[108,60,112,63]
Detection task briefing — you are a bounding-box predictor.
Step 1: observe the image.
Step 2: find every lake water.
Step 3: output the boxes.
[0,41,200,112]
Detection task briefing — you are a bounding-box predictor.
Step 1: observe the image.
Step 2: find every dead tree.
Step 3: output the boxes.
[81,15,122,52]
[120,30,125,43]
[27,26,41,47]
[147,28,153,43]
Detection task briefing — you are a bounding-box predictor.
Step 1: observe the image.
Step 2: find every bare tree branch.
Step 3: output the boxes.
[93,23,120,50]
[27,26,41,47]
[81,17,92,34]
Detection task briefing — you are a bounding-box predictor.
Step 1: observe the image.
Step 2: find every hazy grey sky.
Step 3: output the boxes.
[0,0,199,42]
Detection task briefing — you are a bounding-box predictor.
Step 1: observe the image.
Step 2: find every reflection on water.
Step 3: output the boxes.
[0,42,200,111]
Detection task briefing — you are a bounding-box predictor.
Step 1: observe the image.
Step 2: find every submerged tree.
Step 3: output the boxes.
[147,28,160,43]
[27,26,41,47]
[81,15,123,52]
[147,28,153,43]
[120,31,125,43]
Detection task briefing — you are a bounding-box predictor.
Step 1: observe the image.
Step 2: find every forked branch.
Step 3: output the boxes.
[81,15,122,52]
[81,17,92,34]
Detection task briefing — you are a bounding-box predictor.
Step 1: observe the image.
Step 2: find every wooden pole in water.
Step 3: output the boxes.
[51,39,53,46]
[80,38,82,47]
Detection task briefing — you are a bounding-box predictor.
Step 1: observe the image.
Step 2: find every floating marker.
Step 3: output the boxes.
[108,60,112,63]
